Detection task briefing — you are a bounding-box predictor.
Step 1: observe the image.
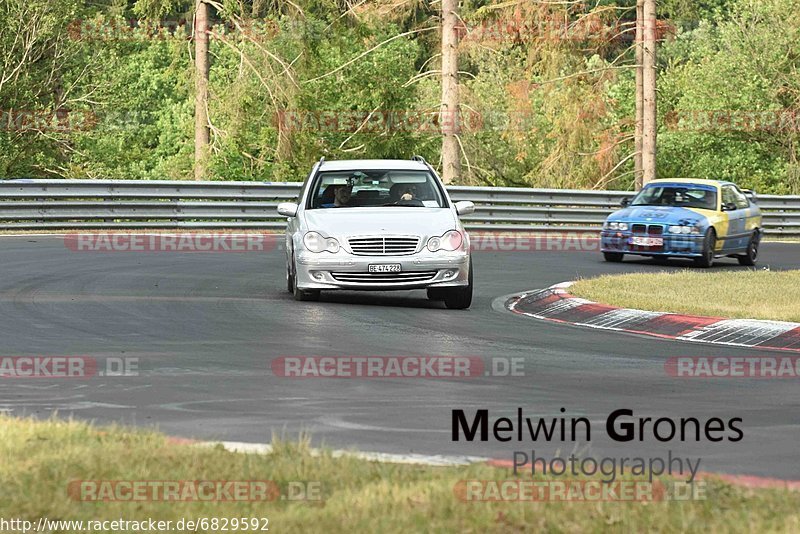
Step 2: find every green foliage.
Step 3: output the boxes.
[65,20,193,179]
[658,0,800,193]
[0,0,798,193]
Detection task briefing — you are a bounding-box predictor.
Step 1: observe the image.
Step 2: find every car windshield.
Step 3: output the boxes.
[630,184,717,210]
[308,170,446,209]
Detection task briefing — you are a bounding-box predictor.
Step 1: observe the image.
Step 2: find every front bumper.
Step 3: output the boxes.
[600,231,705,257]
[295,250,470,290]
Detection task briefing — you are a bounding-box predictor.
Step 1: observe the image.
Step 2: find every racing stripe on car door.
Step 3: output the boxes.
[688,207,729,252]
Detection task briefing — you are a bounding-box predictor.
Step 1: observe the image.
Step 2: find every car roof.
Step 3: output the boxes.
[318,159,429,172]
[647,178,730,187]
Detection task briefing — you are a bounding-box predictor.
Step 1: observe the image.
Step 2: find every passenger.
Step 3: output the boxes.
[321,185,352,208]
[333,185,353,207]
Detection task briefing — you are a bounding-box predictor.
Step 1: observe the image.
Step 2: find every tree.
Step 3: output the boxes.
[194,0,210,180]
[634,0,644,189]
[659,0,800,193]
[440,0,460,184]
[642,0,657,185]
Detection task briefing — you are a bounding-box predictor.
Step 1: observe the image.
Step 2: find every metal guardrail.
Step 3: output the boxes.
[1,179,799,235]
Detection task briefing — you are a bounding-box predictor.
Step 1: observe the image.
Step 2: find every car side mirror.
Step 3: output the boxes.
[620,198,631,207]
[454,201,475,216]
[722,202,737,212]
[277,202,298,217]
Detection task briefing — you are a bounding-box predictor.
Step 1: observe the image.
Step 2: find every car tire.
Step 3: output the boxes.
[694,228,716,268]
[737,231,760,266]
[291,255,320,301]
[603,252,624,262]
[443,259,473,310]
[286,253,295,294]
[427,288,446,301]
[293,284,320,302]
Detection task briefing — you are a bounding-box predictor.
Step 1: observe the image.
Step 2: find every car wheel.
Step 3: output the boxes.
[737,231,760,266]
[694,228,716,268]
[293,283,320,302]
[427,288,446,301]
[291,255,320,301]
[286,252,295,293]
[603,252,624,262]
[443,258,473,310]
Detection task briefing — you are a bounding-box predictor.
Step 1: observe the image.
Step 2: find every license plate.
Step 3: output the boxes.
[631,237,663,247]
[368,264,402,273]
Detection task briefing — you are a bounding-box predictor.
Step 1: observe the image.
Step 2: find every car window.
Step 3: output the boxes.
[307,170,446,209]
[630,184,717,210]
[732,186,750,209]
[721,185,742,209]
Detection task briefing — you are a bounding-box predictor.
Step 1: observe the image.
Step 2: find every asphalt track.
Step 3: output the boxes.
[1,236,799,479]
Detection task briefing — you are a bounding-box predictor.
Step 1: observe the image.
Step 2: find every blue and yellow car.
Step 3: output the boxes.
[600,179,762,267]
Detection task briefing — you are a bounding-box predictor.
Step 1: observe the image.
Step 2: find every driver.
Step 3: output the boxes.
[389,184,417,202]
[400,186,416,201]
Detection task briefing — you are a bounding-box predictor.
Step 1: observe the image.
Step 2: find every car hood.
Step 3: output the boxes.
[303,207,458,238]
[608,206,711,226]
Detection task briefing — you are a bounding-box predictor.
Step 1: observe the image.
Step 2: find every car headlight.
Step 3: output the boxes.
[427,230,464,252]
[606,222,629,231]
[303,231,340,253]
[668,225,701,235]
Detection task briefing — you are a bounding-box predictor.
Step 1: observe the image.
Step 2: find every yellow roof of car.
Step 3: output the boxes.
[648,178,723,187]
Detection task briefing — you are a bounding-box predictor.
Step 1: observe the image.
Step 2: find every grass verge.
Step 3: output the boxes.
[0,416,799,532]
[570,270,800,322]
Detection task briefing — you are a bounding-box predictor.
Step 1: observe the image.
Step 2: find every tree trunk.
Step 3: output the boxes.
[634,0,644,190]
[194,0,210,181]
[641,0,657,185]
[440,0,461,184]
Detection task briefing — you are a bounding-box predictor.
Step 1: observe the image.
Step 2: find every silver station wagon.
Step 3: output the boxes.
[277,157,475,309]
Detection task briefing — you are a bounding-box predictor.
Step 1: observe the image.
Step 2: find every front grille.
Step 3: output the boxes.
[631,224,663,235]
[348,236,420,256]
[331,271,437,284]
